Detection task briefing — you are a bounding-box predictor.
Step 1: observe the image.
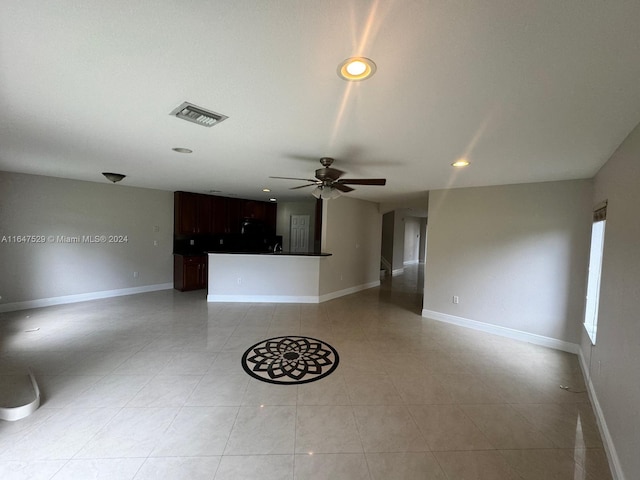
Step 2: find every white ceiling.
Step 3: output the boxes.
[1,1,640,204]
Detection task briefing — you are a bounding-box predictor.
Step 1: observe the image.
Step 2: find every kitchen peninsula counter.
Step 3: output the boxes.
[207,252,331,303]
[208,251,331,256]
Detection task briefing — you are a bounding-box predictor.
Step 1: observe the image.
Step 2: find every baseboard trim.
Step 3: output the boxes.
[319,281,380,303]
[392,268,405,276]
[578,350,625,480]
[0,283,174,313]
[207,281,381,304]
[207,294,320,304]
[421,309,579,354]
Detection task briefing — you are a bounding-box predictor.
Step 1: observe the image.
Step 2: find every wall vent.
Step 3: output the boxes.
[170,102,228,127]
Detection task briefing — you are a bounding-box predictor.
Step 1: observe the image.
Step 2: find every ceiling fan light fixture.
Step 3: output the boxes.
[338,57,377,81]
[102,172,126,183]
[312,186,342,200]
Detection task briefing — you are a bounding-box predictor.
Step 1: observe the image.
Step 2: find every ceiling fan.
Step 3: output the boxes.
[270,157,386,199]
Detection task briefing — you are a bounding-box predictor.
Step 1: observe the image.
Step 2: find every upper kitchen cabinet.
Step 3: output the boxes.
[174,192,277,236]
[242,200,266,221]
[242,200,276,226]
[211,196,242,234]
[174,191,212,235]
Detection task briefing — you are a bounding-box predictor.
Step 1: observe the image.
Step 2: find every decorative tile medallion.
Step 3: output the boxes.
[241,336,339,385]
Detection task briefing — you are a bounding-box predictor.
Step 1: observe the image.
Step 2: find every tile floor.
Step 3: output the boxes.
[0,265,612,479]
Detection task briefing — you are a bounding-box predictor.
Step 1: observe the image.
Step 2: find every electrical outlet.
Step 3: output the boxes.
[153,225,160,232]
[133,271,139,278]
[190,239,195,246]
[153,240,158,246]
[453,295,459,304]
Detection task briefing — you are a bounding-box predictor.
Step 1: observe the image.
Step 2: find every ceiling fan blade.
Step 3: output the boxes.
[332,183,355,193]
[337,178,387,186]
[290,183,318,190]
[270,176,318,183]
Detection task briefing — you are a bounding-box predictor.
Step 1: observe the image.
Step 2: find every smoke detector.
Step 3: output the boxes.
[170,101,228,127]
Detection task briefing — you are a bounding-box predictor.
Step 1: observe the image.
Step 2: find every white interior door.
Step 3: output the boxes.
[290,215,310,253]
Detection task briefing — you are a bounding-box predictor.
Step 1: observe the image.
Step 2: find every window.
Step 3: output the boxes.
[583,202,607,344]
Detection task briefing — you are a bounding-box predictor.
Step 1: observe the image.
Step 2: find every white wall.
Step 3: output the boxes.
[319,196,382,296]
[207,253,321,302]
[0,172,173,309]
[275,200,316,251]
[423,179,593,345]
[579,123,640,479]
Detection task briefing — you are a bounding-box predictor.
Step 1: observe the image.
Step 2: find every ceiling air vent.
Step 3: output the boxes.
[170,101,228,127]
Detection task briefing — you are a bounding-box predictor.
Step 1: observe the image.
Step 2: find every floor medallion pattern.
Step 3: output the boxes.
[241,336,339,385]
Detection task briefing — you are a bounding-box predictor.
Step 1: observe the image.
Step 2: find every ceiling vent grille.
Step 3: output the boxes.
[170,101,228,127]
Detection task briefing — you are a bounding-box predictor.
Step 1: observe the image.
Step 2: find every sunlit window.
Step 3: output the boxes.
[584,202,606,344]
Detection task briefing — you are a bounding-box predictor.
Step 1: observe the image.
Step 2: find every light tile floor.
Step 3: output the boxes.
[0,265,612,479]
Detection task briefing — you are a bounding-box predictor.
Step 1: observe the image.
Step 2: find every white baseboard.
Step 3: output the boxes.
[207,294,320,304]
[207,281,381,304]
[319,281,380,303]
[421,309,579,354]
[403,260,419,266]
[578,351,625,480]
[392,268,405,276]
[0,283,173,313]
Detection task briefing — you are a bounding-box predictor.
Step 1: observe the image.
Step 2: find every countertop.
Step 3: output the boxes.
[206,251,332,257]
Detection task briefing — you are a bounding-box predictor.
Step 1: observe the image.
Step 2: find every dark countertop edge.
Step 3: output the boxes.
[206,251,332,257]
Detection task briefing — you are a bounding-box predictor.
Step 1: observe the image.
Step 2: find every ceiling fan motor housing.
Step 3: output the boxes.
[315,167,343,182]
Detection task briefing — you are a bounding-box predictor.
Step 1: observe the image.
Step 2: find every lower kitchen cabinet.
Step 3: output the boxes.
[173,254,207,291]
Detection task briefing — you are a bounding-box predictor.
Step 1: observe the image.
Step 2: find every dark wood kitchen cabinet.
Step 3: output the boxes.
[174,191,277,236]
[242,200,266,220]
[174,192,212,235]
[211,196,243,234]
[241,200,276,232]
[173,254,207,291]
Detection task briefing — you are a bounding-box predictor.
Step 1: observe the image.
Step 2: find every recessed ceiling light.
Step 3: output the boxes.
[269,198,277,202]
[338,57,377,81]
[172,147,193,154]
[262,188,271,192]
[452,159,470,167]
